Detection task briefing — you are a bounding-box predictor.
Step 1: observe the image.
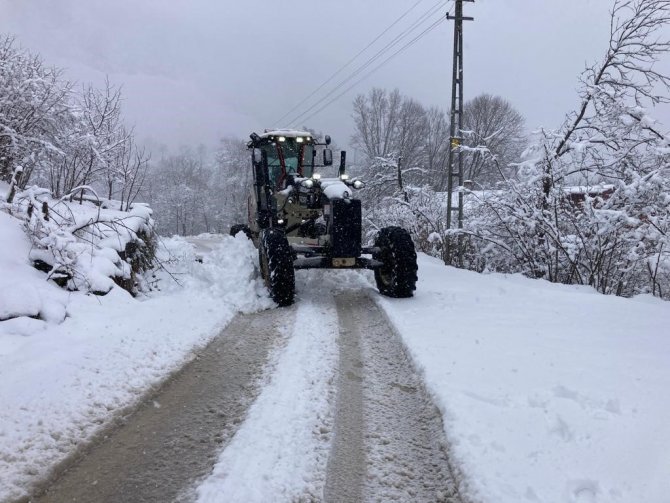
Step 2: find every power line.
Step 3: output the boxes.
[292,15,447,127]
[273,0,425,126]
[284,0,451,128]
[286,1,448,127]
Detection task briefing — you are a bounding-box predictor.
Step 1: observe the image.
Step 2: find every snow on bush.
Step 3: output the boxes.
[2,183,156,300]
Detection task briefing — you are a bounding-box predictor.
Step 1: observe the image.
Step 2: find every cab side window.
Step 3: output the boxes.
[263,144,282,189]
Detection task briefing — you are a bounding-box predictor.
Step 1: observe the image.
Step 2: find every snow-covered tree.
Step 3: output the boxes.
[110,133,150,212]
[146,141,250,237]
[460,94,526,187]
[1,36,150,207]
[422,106,450,189]
[47,80,130,198]
[0,36,71,202]
[351,88,429,199]
[462,0,670,298]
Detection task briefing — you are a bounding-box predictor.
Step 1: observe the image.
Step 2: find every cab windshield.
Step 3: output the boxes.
[263,138,314,188]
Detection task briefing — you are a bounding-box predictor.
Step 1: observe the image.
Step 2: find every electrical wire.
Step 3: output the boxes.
[285,0,449,127]
[273,0,425,126]
[291,15,447,127]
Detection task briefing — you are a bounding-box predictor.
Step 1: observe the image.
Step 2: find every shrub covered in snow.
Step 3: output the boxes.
[2,183,156,296]
[455,0,670,299]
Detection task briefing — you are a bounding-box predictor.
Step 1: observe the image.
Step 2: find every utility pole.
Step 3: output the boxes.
[444,0,473,266]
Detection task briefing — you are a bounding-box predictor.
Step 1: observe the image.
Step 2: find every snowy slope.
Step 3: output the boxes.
[377,254,670,503]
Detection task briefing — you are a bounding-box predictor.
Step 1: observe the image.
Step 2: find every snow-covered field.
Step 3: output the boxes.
[1,223,669,503]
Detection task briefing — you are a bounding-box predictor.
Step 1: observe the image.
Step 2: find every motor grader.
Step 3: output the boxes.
[231,129,417,306]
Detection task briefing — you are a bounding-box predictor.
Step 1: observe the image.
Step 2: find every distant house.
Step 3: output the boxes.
[563,185,615,207]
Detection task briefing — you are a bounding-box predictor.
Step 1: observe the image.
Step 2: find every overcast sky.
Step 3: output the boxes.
[2,0,669,154]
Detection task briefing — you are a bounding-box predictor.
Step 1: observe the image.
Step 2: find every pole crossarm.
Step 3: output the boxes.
[446,13,474,21]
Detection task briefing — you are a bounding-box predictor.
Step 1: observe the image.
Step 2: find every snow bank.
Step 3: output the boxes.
[376,253,670,503]
[0,233,271,501]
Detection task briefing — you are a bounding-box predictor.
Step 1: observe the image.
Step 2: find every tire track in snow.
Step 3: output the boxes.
[30,307,288,503]
[328,291,465,502]
[324,293,366,502]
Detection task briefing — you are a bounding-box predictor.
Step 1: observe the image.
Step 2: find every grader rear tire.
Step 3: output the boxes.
[373,226,418,298]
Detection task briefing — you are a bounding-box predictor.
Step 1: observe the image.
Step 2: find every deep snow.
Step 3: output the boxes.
[1,225,669,503]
